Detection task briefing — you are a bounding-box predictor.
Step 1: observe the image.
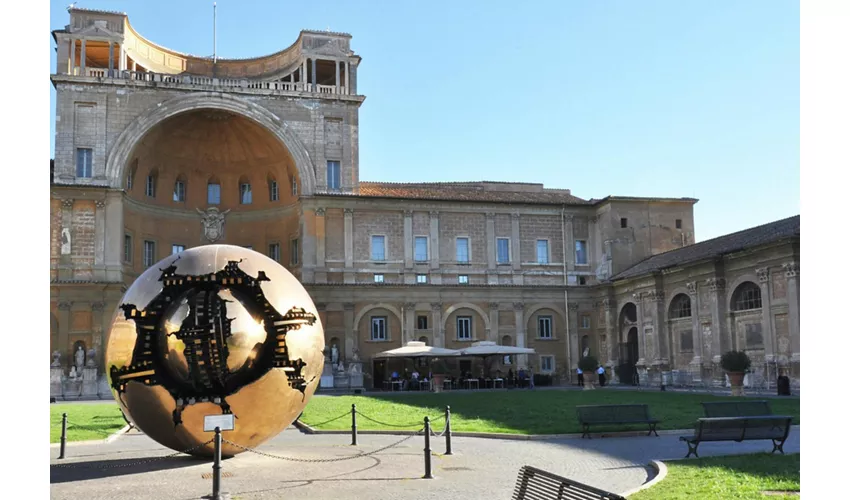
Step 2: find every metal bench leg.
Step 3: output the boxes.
[648,423,659,437]
[581,424,590,439]
[772,438,785,454]
[684,441,699,459]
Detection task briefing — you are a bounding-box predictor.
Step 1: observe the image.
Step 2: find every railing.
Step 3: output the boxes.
[63,68,352,96]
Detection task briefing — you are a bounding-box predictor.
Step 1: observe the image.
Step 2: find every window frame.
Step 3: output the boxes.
[536,239,550,264]
[414,236,429,262]
[171,244,185,255]
[537,315,553,339]
[580,314,591,330]
[207,182,222,205]
[268,242,281,263]
[733,283,763,311]
[269,179,279,202]
[496,237,511,264]
[620,218,628,228]
[416,274,428,284]
[143,240,156,268]
[670,294,692,319]
[539,355,555,373]
[327,160,341,190]
[370,316,388,341]
[575,239,588,266]
[371,234,387,261]
[458,275,469,285]
[239,182,253,205]
[145,174,157,198]
[76,148,93,178]
[456,316,472,341]
[456,236,470,264]
[173,179,185,202]
[373,274,385,283]
[290,238,299,265]
[416,315,429,330]
[123,234,133,264]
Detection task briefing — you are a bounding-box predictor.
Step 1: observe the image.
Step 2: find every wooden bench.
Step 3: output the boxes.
[701,400,773,417]
[576,404,660,439]
[679,416,793,458]
[511,465,626,500]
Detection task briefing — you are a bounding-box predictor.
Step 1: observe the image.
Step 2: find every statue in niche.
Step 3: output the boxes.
[75,345,85,373]
[331,344,339,365]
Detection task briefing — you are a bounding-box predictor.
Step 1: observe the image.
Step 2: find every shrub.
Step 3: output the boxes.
[578,355,599,373]
[720,350,751,372]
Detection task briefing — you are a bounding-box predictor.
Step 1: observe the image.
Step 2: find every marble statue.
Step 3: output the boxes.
[351,349,360,362]
[75,346,85,372]
[331,344,339,365]
[86,347,97,368]
[336,361,345,373]
[51,350,62,367]
[69,366,78,379]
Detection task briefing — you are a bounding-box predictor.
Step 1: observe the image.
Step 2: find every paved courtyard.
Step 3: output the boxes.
[50,424,800,500]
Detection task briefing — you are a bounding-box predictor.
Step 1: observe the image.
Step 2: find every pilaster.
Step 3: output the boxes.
[565,215,575,273]
[633,292,647,367]
[429,211,441,284]
[343,303,356,360]
[567,303,580,371]
[687,281,703,370]
[706,277,728,363]
[314,208,327,283]
[343,208,354,284]
[403,302,416,344]
[756,268,775,361]
[511,213,523,284]
[514,302,527,367]
[783,262,800,362]
[488,302,500,342]
[431,303,444,348]
[403,210,414,270]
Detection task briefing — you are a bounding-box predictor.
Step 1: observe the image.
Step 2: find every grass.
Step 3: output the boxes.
[630,453,800,499]
[50,403,126,443]
[298,391,801,435]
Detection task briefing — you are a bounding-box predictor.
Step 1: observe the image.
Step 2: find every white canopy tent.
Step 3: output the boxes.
[374,341,461,359]
[459,341,536,357]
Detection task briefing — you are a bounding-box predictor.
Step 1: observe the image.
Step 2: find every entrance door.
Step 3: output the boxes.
[459,359,472,377]
[373,360,386,390]
[618,328,640,385]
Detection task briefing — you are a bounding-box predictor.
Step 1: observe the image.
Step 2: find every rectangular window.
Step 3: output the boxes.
[417,315,428,330]
[172,244,185,255]
[458,275,469,284]
[416,274,428,284]
[620,218,628,228]
[269,180,279,201]
[371,235,386,261]
[456,316,472,340]
[575,240,588,265]
[290,238,299,265]
[208,183,221,205]
[675,219,682,229]
[540,355,555,373]
[536,240,549,264]
[374,274,384,283]
[240,183,252,204]
[580,314,591,330]
[123,235,132,263]
[173,180,185,202]
[538,316,552,339]
[496,238,510,264]
[327,160,341,190]
[456,237,470,263]
[268,243,281,262]
[371,317,387,341]
[76,148,93,178]
[680,330,694,352]
[414,236,428,262]
[143,240,155,268]
[291,177,298,196]
[145,175,156,198]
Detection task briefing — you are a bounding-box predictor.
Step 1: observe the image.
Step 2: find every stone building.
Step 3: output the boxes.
[49,8,800,390]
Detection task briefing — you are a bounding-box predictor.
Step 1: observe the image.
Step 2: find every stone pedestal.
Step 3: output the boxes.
[320,362,334,389]
[97,374,113,399]
[333,373,350,389]
[63,378,82,400]
[348,362,364,389]
[50,368,64,399]
[82,367,99,398]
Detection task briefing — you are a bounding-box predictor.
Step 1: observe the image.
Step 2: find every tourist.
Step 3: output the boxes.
[576,367,584,386]
[777,369,791,396]
[597,365,606,387]
[507,368,515,389]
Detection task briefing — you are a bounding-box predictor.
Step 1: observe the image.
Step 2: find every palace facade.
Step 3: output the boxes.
[50,8,800,390]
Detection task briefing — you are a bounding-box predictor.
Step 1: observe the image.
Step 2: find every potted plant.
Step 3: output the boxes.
[720,350,751,396]
[578,355,599,390]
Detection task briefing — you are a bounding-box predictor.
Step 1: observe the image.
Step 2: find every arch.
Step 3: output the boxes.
[668,293,692,319]
[50,313,59,336]
[618,302,638,341]
[442,302,491,332]
[353,303,404,333]
[730,281,762,311]
[126,158,138,191]
[524,303,567,325]
[105,92,317,195]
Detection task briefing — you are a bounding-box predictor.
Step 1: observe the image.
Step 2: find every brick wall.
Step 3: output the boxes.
[438,212,486,264]
[352,211,404,261]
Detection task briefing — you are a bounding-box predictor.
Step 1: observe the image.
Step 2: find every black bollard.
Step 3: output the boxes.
[59,412,67,459]
[423,416,433,479]
[351,403,358,446]
[444,406,453,455]
[211,427,223,500]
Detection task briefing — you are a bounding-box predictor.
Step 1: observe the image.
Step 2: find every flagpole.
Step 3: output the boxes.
[213,2,217,64]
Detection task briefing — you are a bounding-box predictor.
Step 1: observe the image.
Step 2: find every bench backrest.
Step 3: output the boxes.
[512,465,626,500]
[701,400,773,417]
[576,404,651,423]
[695,416,792,442]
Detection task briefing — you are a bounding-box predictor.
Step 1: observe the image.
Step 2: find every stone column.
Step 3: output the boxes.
[650,290,669,367]
[485,212,496,269]
[108,42,114,76]
[119,45,126,71]
[57,301,73,362]
[91,302,106,369]
[603,299,618,368]
[588,216,598,273]
[514,303,528,367]
[343,208,354,284]
[783,262,799,362]
[687,282,703,371]
[345,61,350,94]
[431,303,444,348]
[94,201,106,269]
[565,215,575,273]
[302,59,307,88]
[403,210,413,270]
[335,59,340,94]
[706,278,728,363]
[488,303,499,342]
[756,268,775,361]
[311,58,317,91]
[511,213,522,284]
[343,303,357,360]
[68,37,75,74]
[80,39,86,74]
[59,199,74,280]
[567,303,580,374]
[633,293,648,367]
[103,192,124,282]
[403,303,416,344]
[429,211,441,283]
[315,208,326,283]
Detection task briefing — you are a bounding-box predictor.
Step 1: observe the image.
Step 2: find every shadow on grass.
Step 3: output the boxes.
[50,455,204,484]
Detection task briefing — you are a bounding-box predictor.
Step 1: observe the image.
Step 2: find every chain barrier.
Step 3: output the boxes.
[50,439,214,469]
[355,411,444,428]
[64,421,122,437]
[222,429,422,463]
[430,413,450,438]
[297,411,351,428]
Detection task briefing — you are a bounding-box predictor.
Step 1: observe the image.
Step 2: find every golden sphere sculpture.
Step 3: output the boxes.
[105,245,324,457]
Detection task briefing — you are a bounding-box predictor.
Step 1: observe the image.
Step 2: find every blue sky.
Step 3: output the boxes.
[49,0,799,242]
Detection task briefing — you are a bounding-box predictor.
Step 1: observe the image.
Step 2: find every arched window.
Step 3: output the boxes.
[732,282,762,311]
[268,176,279,202]
[126,159,137,191]
[173,175,186,202]
[207,177,221,205]
[239,176,252,205]
[669,294,692,319]
[145,169,157,198]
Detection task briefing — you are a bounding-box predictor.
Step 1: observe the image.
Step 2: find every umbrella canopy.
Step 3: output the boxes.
[374,341,461,359]
[459,341,536,356]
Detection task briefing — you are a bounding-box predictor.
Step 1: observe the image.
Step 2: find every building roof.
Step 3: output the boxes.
[321,181,593,205]
[610,215,800,281]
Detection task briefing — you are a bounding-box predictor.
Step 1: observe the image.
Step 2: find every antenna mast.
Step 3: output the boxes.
[213,2,217,64]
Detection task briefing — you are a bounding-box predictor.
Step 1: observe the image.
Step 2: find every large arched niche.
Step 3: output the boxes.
[106,92,317,195]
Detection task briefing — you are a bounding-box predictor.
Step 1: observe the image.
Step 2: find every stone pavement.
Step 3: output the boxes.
[49,424,800,500]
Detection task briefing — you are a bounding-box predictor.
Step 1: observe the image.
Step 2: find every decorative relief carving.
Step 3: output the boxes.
[513,302,525,311]
[705,278,726,292]
[196,207,231,243]
[589,216,598,224]
[488,302,500,310]
[343,208,354,216]
[61,199,75,209]
[403,302,416,311]
[343,303,356,311]
[58,301,73,311]
[564,214,575,222]
[429,210,439,217]
[632,292,643,301]
[485,212,496,220]
[430,302,442,311]
[403,210,413,217]
[648,290,665,303]
[686,282,697,296]
[567,303,580,312]
[315,302,327,311]
[756,268,770,283]
[95,200,106,209]
[511,212,521,220]
[772,273,787,300]
[782,262,798,278]
[315,208,326,217]
[602,298,616,310]
[90,302,105,312]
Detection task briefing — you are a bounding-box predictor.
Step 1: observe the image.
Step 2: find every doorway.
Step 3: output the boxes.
[372,359,386,390]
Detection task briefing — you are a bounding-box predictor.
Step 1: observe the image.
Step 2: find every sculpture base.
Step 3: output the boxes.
[62,379,82,400]
[82,367,99,398]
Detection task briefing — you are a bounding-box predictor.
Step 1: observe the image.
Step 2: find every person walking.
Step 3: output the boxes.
[576,367,584,387]
[597,365,606,387]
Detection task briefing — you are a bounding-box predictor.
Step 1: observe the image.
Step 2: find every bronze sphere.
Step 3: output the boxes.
[105,245,324,457]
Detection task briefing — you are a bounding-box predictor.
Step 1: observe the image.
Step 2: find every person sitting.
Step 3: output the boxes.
[411,370,420,390]
[391,370,399,381]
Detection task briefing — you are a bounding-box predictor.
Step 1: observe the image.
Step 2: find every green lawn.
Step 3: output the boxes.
[299,391,800,435]
[50,403,126,443]
[630,453,800,499]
